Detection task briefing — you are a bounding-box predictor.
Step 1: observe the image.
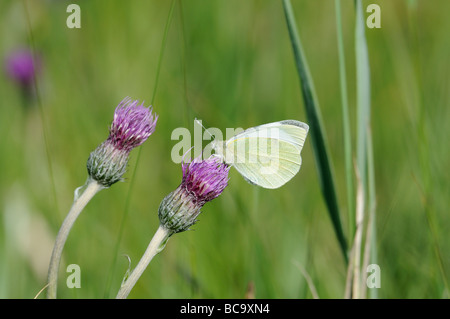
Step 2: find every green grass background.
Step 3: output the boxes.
[0,0,449,298]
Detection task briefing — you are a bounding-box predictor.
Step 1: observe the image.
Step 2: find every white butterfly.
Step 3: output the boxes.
[208,120,309,189]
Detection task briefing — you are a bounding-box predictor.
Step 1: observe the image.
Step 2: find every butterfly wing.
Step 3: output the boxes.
[224,120,308,189]
[230,137,302,188]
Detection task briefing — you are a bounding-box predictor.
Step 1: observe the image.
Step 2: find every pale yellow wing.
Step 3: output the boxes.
[226,136,302,189]
[212,120,309,189]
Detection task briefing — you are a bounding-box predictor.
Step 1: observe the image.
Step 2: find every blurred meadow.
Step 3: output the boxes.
[0,0,449,299]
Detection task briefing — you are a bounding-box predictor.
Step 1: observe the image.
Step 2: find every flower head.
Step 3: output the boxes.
[181,157,230,205]
[5,49,39,89]
[159,156,230,234]
[108,98,158,152]
[86,97,158,187]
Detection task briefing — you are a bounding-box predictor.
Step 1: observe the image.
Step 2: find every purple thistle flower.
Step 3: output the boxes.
[159,156,230,234]
[87,97,158,187]
[4,49,39,89]
[108,98,158,152]
[181,157,230,205]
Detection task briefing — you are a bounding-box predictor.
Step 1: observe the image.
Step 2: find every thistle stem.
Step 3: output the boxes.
[46,178,103,299]
[116,225,171,299]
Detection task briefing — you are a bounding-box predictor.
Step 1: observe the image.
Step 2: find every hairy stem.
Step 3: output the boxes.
[46,178,102,299]
[116,225,171,299]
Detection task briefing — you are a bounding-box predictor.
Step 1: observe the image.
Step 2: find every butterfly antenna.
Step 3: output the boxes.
[181,146,195,165]
[195,118,215,140]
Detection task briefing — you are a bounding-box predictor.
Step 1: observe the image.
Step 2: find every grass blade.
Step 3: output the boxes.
[355,0,371,192]
[364,126,378,298]
[23,0,59,220]
[282,0,348,263]
[103,0,177,298]
[335,0,355,242]
[355,0,379,298]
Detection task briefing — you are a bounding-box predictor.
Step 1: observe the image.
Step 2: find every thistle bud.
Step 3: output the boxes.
[159,156,230,234]
[87,97,158,187]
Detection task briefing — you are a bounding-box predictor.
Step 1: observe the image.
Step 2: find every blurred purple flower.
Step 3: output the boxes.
[87,97,158,187]
[159,156,230,234]
[4,49,39,89]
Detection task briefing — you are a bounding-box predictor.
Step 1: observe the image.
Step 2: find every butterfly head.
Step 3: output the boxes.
[209,139,226,160]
